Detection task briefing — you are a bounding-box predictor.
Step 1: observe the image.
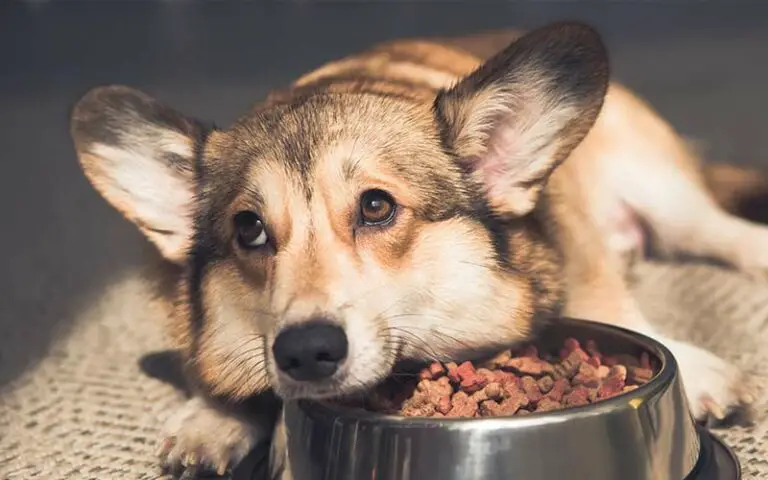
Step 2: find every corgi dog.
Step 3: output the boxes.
[69,22,762,479]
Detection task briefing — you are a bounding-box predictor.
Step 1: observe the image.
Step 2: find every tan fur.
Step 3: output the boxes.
[69,23,764,479]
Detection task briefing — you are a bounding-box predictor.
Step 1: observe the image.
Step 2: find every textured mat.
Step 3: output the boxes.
[2,261,768,479]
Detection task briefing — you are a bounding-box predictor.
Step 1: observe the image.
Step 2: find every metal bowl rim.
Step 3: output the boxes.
[293,317,679,427]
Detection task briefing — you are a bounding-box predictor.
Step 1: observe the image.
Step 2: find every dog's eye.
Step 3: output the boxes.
[360,189,396,226]
[234,211,268,249]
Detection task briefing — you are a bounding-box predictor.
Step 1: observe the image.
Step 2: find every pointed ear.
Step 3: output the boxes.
[434,22,609,217]
[70,85,210,263]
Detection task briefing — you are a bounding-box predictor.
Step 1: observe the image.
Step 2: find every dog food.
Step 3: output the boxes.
[361,338,656,418]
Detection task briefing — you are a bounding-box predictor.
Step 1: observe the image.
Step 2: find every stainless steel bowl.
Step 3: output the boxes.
[282,318,741,480]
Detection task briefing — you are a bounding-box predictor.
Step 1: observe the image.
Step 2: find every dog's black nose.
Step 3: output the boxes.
[272,321,348,381]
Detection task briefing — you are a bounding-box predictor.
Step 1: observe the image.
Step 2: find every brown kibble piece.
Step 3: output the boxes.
[599,365,628,399]
[520,376,543,403]
[429,362,446,378]
[564,385,591,407]
[400,390,436,417]
[494,370,518,386]
[546,378,570,402]
[479,400,501,416]
[402,402,437,417]
[506,357,555,377]
[536,397,562,412]
[437,395,452,415]
[537,376,554,394]
[461,376,488,394]
[554,350,583,379]
[482,350,512,369]
[446,362,460,383]
[470,389,489,404]
[456,361,476,380]
[446,391,479,418]
[609,365,628,383]
[572,362,601,388]
[476,368,496,383]
[485,382,504,401]
[628,366,653,385]
[418,378,452,398]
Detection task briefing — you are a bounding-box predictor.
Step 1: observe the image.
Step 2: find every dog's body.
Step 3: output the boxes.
[70,24,763,479]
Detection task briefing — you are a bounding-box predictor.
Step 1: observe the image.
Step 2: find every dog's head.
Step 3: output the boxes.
[70,23,608,401]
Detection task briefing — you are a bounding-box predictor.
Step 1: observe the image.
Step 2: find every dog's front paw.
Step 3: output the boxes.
[666,339,756,425]
[157,397,268,478]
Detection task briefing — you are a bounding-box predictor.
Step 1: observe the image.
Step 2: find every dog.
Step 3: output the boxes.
[69,22,764,479]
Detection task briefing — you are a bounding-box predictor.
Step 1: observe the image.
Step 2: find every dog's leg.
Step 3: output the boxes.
[585,84,768,277]
[158,392,281,478]
[633,184,768,278]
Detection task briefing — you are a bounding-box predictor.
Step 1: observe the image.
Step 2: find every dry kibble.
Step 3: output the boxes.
[446,391,478,418]
[362,337,657,418]
[485,382,504,401]
[563,385,591,407]
[553,350,583,379]
[627,366,653,385]
[520,376,543,403]
[437,395,452,415]
[482,350,512,369]
[537,376,555,394]
[446,362,461,383]
[470,389,489,404]
[536,397,562,412]
[547,378,570,403]
[506,356,555,377]
[572,362,601,388]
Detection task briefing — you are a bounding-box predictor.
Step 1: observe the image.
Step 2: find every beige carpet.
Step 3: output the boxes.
[2,261,768,479]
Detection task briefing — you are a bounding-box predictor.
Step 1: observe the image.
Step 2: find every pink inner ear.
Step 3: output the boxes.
[463,97,566,208]
[467,119,523,201]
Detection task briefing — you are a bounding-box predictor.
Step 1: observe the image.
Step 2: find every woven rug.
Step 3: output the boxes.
[2,261,768,479]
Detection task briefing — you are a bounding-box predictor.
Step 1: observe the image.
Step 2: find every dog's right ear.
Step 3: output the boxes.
[70,86,209,263]
[434,22,609,218]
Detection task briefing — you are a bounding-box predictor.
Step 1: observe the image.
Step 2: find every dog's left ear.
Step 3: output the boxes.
[434,22,609,217]
[70,86,210,263]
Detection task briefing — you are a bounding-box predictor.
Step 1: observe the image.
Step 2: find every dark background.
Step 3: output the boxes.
[1,2,767,389]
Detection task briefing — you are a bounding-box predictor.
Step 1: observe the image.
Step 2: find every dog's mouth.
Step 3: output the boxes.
[271,355,452,402]
[272,372,384,401]
[270,353,407,401]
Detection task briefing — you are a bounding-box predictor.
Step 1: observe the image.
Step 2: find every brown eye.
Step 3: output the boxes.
[234,211,268,249]
[360,189,396,226]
